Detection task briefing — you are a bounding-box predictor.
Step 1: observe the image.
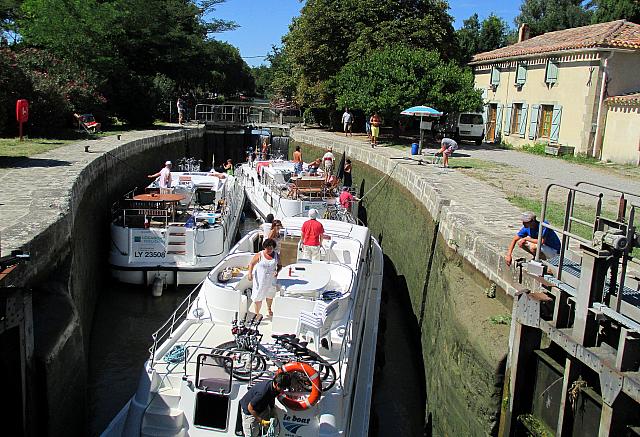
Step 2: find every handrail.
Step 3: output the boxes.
[149,280,206,368]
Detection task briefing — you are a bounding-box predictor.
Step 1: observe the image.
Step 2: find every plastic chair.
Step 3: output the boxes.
[296,299,340,351]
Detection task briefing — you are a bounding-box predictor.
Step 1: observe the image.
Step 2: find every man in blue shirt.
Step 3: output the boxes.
[506,211,561,266]
[240,373,291,436]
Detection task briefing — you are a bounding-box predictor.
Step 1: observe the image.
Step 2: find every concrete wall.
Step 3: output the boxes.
[601,104,640,164]
[292,136,512,436]
[2,127,205,436]
[474,54,603,154]
[607,51,640,97]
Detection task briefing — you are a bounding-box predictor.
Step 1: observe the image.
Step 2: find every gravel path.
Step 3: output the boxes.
[461,146,640,200]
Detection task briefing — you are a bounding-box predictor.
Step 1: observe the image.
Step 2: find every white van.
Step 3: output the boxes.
[435,112,485,145]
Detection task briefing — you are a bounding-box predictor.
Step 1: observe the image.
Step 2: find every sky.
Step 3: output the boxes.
[211,0,520,68]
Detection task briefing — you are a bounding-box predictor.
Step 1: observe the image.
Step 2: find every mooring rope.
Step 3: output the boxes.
[163,344,186,364]
[359,161,400,201]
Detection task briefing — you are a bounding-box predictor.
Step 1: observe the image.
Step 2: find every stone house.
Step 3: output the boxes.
[469,20,640,164]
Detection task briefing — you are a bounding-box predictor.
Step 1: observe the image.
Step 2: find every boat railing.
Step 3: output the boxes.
[149,281,205,368]
[112,198,172,227]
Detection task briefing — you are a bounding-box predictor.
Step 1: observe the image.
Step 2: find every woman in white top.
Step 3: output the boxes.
[267,220,284,266]
[247,239,278,317]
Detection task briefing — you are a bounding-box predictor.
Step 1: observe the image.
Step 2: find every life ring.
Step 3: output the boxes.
[276,362,322,410]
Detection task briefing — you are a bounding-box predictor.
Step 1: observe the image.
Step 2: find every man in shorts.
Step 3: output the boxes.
[505,211,561,266]
[301,209,330,260]
[341,108,353,137]
[434,137,458,168]
[322,147,335,182]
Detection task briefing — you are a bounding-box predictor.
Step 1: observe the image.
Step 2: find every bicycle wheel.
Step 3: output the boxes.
[216,341,267,381]
[309,360,337,391]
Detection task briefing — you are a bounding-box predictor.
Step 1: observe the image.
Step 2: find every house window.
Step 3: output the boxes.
[545,60,559,84]
[539,105,554,138]
[515,63,527,86]
[490,67,500,87]
[511,103,522,133]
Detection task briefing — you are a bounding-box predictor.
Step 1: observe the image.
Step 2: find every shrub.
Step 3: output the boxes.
[0,48,106,136]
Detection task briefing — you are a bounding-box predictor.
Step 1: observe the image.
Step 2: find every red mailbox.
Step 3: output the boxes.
[16,99,29,141]
[16,99,29,123]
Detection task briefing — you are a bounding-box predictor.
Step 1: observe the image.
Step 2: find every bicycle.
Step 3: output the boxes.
[215,313,337,391]
[323,203,356,224]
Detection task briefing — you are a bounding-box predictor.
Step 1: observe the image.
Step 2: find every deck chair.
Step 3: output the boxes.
[297,299,340,351]
[74,113,101,134]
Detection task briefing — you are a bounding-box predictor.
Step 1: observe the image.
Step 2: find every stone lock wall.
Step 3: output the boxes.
[3,127,205,436]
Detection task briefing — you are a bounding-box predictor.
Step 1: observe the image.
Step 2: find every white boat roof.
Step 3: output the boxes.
[169,171,231,191]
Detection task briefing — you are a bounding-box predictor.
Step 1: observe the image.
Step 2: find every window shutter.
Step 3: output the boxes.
[491,67,500,86]
[504,105,512,135]
[529,104,540,140]
[519,103,528,138]
[550,105,562,143]
[516,63,527,85]
[496,104,503,136]
[483,104,488,130]
[545,60,558,84]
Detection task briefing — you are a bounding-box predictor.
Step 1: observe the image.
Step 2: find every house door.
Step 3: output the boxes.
[486,104,497,142]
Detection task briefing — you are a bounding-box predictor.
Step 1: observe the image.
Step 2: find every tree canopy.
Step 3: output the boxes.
[278,0,456,108]
[456,13,511,62]
[333,47,482,121]
[515,0,593,37]
[590,0,640,24]
[0,0,254,130]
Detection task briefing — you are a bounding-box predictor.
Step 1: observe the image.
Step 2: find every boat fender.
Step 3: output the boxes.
[276,362,322,410]
[151,275,164,297]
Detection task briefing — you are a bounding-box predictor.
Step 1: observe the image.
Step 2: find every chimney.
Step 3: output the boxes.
[518,23,530,43]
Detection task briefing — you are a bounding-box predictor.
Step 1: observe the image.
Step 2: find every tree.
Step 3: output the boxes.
[480,14,510,52]
[333,46,482,123]
[281,0,456,108]
[16,0,247,125]
[456,14,481,63]
[515,0,592,37]
[590,0,640,23]
[0,0,21,42]
[456,13,510,62]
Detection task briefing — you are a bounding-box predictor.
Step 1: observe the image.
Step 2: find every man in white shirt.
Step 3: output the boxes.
[148,161,173,193]
[341,108,353,137]
[322,147,335,182]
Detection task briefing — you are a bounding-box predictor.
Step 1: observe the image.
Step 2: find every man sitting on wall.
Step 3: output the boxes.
[505,211,561,266]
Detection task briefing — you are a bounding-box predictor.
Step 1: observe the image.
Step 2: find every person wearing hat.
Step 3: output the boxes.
[339,186,359,212]
[505,211,561,266]
[301,209,330,260]
[148,161,173,194]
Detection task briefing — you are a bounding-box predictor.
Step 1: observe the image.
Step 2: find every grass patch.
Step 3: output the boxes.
[450,158,500,170]
[0,137,81,157]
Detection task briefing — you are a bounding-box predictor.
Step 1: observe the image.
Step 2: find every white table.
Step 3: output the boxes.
[276,263,331,297]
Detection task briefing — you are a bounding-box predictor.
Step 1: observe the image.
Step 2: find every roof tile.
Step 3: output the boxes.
[470,20,640,64]
[605,92,640,106]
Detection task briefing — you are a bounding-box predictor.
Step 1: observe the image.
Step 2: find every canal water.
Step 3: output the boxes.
[87,210,424,436]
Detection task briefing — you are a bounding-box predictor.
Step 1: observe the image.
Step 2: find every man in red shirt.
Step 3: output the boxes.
[339,187,359,212]
[300,209,329,260]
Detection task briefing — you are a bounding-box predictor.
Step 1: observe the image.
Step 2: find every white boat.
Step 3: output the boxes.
[109,172,245,287]
[237,160,335,220]
[103,217,383,436]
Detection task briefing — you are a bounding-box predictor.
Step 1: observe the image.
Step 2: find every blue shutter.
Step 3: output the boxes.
[519,103,528,138]
[504,105,512,135]
[550,105,562,143]
[496,104,503,136]
[491,67,500,86]
[516,64,527,85]
[529,104,540,140]
[483,104,488,131]
[546,61,558,84]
